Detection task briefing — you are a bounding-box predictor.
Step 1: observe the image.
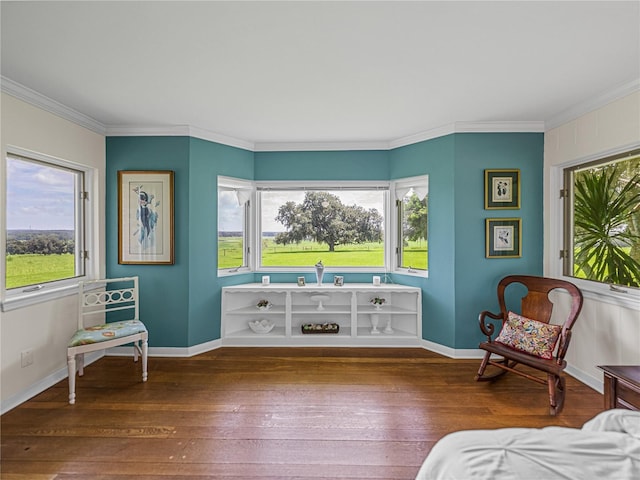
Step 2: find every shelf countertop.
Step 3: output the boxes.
[222,282,420,291]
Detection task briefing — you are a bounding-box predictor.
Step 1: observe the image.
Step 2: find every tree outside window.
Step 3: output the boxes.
[399,192,428,271]
[566,150,640,288]
[259,188,385,268]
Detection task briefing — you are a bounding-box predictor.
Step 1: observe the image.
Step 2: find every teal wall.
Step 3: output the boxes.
[106,133,543,350]
[453,133,544,348]
[389,135,456,347]
[255,150,389,180]
[188,138,254,345]
[106,137,191,347]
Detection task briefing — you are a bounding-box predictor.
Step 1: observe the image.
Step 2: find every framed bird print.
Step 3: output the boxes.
[118,170,174,264]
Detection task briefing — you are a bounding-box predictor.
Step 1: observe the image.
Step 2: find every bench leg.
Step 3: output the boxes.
[141,339,148,382]
[67,353,76,405]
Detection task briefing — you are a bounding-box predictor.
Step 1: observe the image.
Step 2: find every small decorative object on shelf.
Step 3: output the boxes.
[370,313,380,334]
[315,260,324,285]
[310,294,331,311]
[256,299,272,311]
[301,323,340,334]
[370,296,386,310]
[383,317,394,335]
[248,319,275,334]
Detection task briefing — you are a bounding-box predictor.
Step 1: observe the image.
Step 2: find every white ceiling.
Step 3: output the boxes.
[1,1,639,149]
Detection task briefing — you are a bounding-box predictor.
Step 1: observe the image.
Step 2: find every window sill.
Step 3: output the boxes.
[218,267,252,278]
[564,277,640,311]
[395,268,429,279]
[2,279,108,312]
[2,281,80,312]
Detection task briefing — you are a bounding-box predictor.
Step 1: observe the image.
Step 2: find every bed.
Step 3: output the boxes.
[416,409,640,480]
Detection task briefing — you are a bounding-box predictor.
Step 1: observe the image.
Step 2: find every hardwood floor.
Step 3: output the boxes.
[1,347,603,479]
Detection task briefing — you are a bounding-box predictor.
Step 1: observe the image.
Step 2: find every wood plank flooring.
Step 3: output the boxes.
[1,347,603,479]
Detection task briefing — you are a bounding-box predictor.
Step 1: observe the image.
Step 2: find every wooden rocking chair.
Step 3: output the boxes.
[475,275,583,415]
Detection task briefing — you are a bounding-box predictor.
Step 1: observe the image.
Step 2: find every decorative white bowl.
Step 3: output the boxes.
[256,303,272,311]
[248,319,275,334]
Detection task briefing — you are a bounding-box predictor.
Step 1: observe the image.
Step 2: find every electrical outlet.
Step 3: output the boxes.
[21,349,34,367]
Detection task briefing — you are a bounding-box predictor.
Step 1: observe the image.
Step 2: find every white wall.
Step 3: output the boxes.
[1,93,105,411]
[544,91,640,391]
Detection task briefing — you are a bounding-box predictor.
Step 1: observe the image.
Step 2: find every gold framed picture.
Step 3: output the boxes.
[485,169,520,209]
[118,170,174,264]
[486,218,521,258]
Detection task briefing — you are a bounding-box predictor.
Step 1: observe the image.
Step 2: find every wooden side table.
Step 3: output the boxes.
[598,365,640,411]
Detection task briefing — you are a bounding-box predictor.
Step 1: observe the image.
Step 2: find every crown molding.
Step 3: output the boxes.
[106,123,543,152]
[105,125,255,152]
[105,125,191,137]
[454,121,545,133]
[389,121,544,149]
[254,140,391,152]
[545,78,640,130]
[188,126,255,151]
[388,123,456,149]
[1,76,106,135]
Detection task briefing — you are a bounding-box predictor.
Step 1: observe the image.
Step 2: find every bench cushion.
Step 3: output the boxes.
[68,320,147,347]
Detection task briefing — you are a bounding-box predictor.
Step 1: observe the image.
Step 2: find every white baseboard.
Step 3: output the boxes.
[421,340,485,359]
[1,351,104,415]
[565,364,603,394]
[421,340,604,393]
[107,338,222,358]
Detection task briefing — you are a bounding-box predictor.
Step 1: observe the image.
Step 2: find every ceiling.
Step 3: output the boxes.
[1,1,639,149]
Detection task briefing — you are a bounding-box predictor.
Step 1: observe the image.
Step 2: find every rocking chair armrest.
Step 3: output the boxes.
[555,329,572,363]
[478,310,504,340]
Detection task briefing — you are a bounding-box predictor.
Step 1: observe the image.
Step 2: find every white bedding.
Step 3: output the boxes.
[416,409,640,480]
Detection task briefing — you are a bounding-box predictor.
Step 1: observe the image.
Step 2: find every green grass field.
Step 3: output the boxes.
[5,238,427,289]
[219,237,428,270]
[5,253,75,289]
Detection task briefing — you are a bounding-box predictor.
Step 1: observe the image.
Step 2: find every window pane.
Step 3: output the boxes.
[5,156,82,289]
[218,189,246,269]
[260,190,385,267]
[399,192,428,270]
[566,151,640,288]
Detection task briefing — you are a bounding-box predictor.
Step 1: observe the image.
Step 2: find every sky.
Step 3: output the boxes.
[218,190,385,233]
[6,157,76,230]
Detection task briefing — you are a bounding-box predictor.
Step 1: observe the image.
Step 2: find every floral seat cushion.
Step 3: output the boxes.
[68,320,147,347]
[495,311,561,359]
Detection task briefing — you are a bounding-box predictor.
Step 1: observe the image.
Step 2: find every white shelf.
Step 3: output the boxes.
[226,305,286,315]
[358,305,416,314]
[292,305,351,314]
[355,326,415,337]
[221,283,421,347]
[226,326,287,338]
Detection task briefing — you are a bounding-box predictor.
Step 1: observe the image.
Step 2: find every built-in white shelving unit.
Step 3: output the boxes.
[221,283,422,346]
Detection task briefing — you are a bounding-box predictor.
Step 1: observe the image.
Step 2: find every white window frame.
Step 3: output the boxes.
[255,180,390,273]
[2,147,96,312]
[549,143,640,310]
[217,176,254,276]
[391,175,429,278]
